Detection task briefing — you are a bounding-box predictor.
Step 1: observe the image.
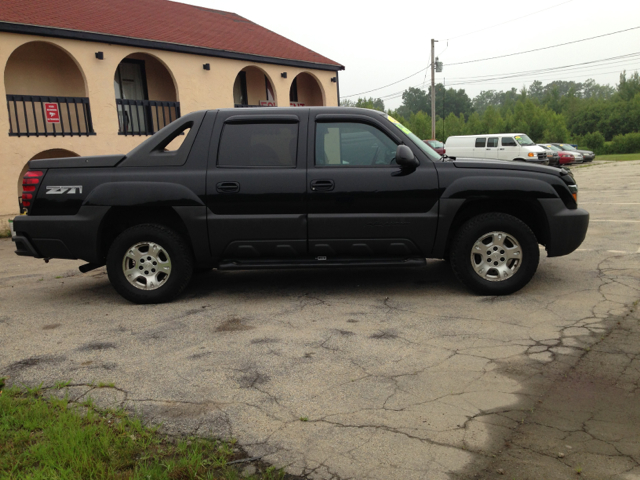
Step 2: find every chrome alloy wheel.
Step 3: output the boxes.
[470,231,522,282]
[122,242,172,290]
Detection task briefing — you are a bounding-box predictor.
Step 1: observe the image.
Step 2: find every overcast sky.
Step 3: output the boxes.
[183,0,640,109]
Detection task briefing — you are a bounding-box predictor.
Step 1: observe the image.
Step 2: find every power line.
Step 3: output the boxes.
[447,26,640,66]
[341,65,430,98]
[446,0,574,41]
[376,54,640,102]
[342,25,640,99]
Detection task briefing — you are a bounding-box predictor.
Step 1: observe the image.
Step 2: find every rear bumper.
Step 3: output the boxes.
[12,206,110,263]
[539,199,589,257]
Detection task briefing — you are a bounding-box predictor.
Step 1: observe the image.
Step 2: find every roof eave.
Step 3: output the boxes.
[0,21,345,71]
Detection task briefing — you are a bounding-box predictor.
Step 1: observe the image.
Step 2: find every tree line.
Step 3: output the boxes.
[341,71,640,154]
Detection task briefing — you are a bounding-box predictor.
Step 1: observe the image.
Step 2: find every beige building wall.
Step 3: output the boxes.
[0,32,340,216]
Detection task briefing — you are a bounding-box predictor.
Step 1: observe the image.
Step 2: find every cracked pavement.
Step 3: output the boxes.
[1,160,639,479]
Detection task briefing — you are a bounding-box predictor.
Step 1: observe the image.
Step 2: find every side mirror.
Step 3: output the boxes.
[395,145,419,168]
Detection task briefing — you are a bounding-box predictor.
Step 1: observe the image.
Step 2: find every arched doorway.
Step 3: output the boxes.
[233,66,276,107]
[114,53,179,135]
[289,72,324,107]
[18,149,80,209]
[4,42,93,136]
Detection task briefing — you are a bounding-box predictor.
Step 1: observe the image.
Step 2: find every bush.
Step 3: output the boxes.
[583,131,605,153]
[610,131,640,154]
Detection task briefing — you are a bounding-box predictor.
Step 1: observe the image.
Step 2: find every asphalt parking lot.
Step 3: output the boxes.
[1,161,639,480]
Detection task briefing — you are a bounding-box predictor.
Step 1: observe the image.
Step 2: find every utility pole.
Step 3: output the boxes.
[430,39,438,140]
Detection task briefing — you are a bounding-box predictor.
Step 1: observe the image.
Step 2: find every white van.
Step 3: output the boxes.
[444,134,548,165]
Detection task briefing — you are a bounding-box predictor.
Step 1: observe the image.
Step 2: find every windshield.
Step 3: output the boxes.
[386,115,441,161]
[514,134,535,146]
[559,144,577,151]
[428,140,444,148]
[546,144,562,152]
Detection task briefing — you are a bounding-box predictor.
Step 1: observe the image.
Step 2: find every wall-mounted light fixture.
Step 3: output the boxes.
[203,63,210,70]
[281,72,287,78]
[95,52,104,60]
[331,77,337,83]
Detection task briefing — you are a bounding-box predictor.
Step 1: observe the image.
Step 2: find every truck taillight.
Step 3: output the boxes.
[21,170,44,213]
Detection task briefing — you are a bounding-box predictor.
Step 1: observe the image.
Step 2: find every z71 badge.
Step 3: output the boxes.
[46,186,83,194]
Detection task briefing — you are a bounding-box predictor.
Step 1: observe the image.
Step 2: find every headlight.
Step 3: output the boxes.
[528,152,535,157]
[568,184,578,204]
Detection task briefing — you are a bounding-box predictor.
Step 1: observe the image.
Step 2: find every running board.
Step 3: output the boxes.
[217,257,426,271]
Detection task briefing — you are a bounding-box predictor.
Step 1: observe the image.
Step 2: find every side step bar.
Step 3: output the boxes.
[218,257,426,271]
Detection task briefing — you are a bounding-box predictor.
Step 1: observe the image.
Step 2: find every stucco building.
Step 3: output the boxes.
[0,0,343,216]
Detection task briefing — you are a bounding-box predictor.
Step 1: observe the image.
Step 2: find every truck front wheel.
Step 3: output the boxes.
[450,213,539,295]
[107,224,193,304]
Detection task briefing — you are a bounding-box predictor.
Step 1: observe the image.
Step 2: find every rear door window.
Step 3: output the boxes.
[487,137,498,148]
[475,138,486,147]
[218,123,298,167]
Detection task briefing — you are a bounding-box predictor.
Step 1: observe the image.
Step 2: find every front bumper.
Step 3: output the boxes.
[539,199,589,257]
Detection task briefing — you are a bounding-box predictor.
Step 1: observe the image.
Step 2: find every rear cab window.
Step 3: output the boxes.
[218,123,298,167]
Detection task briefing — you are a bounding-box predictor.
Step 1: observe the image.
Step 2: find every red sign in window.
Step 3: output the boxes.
[44,103,60,123]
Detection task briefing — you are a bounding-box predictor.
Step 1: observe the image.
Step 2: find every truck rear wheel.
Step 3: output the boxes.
[107,224,193,304]
[450,213,539,295]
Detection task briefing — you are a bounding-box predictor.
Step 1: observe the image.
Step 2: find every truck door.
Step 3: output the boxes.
[205,110,308,262]
[498,136,519,161]
[306,113,440,258]
[485,137,499,159]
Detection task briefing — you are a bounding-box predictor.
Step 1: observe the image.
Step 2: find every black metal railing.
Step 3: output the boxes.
[116,99,180,136]
[6,95,95,137]
[234,104,267,108]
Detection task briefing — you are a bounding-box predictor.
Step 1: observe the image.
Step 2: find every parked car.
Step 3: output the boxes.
[536,144,560,167]
[445,134,549,165]
[423,139,445,156]
[540,144,583,165]
[552,143,595,162]
[12,108,588,303]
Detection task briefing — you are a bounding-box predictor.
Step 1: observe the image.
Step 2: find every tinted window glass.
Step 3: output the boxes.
[218,123,298,167]
[501,137,517,147]
[487,137,498,148]
[475,138,486,147]
[316,122,397,166]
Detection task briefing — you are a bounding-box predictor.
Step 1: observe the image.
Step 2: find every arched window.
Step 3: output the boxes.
[4,42,93,136]
[233,66,276,107]
[114,53,179,135]
[289,72,324,107]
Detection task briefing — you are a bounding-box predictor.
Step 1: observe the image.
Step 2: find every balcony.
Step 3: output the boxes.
[116,99,180,136]
[6,94,95,137]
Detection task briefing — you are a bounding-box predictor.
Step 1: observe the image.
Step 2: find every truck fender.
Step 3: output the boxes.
[441,176,557,200]
[83,182,204,207]
[431,177,557,258]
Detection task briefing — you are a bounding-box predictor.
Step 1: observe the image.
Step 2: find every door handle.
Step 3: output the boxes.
[499,148,505,150]
[216,181,240,193]
[486,148,491,150]
[310,179,334,191]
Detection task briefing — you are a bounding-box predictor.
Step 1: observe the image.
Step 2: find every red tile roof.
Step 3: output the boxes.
[0,0,342,68]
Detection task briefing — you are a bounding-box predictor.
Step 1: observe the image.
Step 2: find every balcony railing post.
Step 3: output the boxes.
[6,94,94,137]
[115,98,180,136]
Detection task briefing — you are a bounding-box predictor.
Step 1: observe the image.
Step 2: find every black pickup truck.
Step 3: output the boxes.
[12,107,589,304]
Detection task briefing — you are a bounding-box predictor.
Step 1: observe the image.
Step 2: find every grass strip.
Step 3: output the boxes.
[0,379,286,480]
[596,153,640,161]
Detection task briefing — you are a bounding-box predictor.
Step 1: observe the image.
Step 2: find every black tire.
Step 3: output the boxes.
[450,213,539,295]
[107,224,193,304]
